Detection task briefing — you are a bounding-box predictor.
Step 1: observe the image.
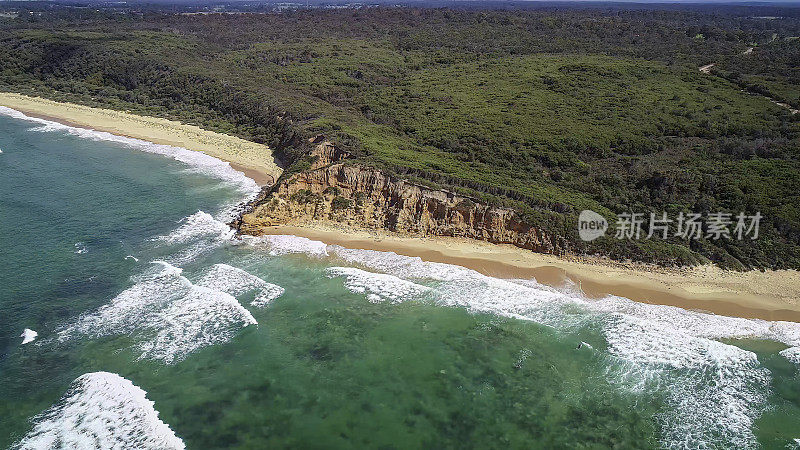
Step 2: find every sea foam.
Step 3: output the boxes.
[12,372,184,450]
[58,261,257,364]
[326,267,431,303]
[272,242,800,449]
[197,263,284,307]
[154,211,236,266]
[600,310,769,448]
[780,347,800,367]
[54,207,270,363]
[20,328,37,345]
[0,106,259,195]
[242,234,330,257]
[158,211,234,245]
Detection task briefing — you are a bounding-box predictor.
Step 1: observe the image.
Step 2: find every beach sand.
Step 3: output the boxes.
[0,92,282,186]
[257,223,800,322]
[3,92,798,322]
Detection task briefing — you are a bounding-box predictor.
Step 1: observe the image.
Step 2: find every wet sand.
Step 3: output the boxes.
[4,91,799,322]
[0,92,282,186]
[255,224,800,322]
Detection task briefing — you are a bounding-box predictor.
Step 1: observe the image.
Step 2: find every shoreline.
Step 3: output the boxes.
[0,92,282,186]
[255,223,800,322]
[2,92,799,322]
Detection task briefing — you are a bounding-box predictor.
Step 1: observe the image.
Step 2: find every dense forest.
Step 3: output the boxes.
[1,1,799,269]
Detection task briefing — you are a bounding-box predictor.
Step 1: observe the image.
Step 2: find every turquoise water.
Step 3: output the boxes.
[1,108,800,449]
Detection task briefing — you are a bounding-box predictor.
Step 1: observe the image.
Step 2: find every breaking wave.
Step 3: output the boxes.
[154,211,237,266]
[57,261,257,364]
[781,347,800,367]
[257,241,800,449]
[52,208,287,364]
[12,372,184,450]
[326,267,431,304]
[242,234,330,257]
[197,263,284,307]
[0,106,259,195]
[6,101,797,447]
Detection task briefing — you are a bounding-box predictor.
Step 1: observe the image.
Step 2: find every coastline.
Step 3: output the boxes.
[2,91,799,322]
[255,223,800,322]
[0,92,282,186]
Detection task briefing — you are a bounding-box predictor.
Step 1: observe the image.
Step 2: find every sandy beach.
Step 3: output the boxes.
[255,223,800,322]
[3,91,799,322]
[0,92,283,186]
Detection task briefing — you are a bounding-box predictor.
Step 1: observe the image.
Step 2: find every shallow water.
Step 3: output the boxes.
[1,109,799,449]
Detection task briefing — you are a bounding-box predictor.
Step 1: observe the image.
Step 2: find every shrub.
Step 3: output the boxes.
[331,196,352,210]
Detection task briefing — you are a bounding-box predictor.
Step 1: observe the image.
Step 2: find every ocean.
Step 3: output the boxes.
[1,107,800,449]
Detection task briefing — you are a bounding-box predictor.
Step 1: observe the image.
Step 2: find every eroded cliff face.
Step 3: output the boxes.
[236,141,566,255]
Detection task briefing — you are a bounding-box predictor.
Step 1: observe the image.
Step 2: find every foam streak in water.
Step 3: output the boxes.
[601,312,769,448]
